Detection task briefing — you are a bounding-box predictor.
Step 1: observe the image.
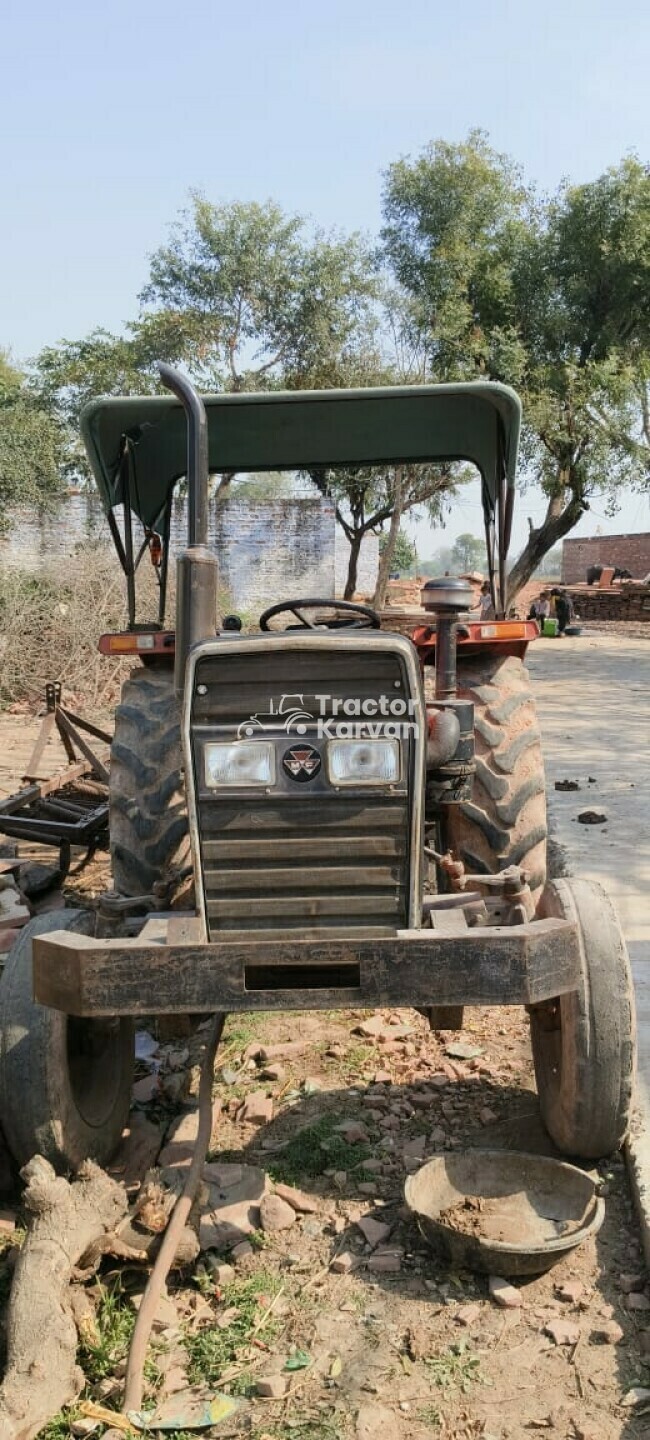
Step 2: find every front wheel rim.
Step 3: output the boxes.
[66,1017,124,1128]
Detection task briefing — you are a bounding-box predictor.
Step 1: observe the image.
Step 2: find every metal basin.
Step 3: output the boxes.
[405,1150,604,1276]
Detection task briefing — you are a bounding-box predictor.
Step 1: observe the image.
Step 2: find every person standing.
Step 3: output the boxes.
[475,582,496,620]
[528,592,550,624]
[555,590,573,635]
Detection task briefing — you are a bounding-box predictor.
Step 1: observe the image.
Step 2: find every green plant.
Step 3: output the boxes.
[267,1114,371,1184]
[184,1270,283,1385]
[39,1410,83,1440]
[79,1280,135,1383]
[424,1340,483,1394]
[337,1043,373,1080]
[219,1013,266,1057]
[417,1404,442,1429]
[252,1421,343,1440]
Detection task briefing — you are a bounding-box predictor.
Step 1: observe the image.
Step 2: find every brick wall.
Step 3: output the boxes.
[0,491,374,608]
[562,533,650,584]
[564,584,650,622]
[215,496,337,610]
[334,529,379,597]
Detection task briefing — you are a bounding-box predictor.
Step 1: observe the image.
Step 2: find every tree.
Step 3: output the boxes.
[0,351,64,525]
[382,132,530,386]
[382,136,650,598]
[140,196,381,393]
[507,157,650,592]
[372,470,408,607]
[379,527,417,573]
[418,546,455,577]
[451,532,487,573]
[35,197,382,485]
[36,331,157,428]
[311,462,454,599]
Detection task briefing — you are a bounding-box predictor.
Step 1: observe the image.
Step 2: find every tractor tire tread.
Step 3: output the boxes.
[110,668,190,897]
[445,653,547,902]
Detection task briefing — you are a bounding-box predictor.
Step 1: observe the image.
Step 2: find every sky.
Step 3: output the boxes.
[3,0,650,555]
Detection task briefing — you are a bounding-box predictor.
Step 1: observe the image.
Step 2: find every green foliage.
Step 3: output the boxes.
[267,1113,370,1184]
[32,198,382,487]
[418,548,454,577]
[382,131,531,385]
[24,146,650,590]
[39,1410,82,1440]
[417,1405,442,1429]
[79,1280,136,1382]
[450,532,487,573]
[0,349,65,521]
[424,1339,484,1394]
[313,461,455,597]
[382,136,650,592]
[380,526,417,572]
[36,329,158,426]
[140,195,380,393]
[229,471,301,503]
[184,1269,282,1386]
[251,1423,341,1440]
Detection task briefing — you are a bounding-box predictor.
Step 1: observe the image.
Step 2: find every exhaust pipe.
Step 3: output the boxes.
[420,577,474,699]
[158,364,218,696]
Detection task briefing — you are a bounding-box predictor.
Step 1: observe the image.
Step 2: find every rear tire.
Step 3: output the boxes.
[110,666,190,897]
[530,878,636,1158]
[444,653,547,903]
[0,911,134,1171]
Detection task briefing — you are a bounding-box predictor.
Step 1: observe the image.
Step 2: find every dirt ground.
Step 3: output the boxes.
[0,633,649,1439]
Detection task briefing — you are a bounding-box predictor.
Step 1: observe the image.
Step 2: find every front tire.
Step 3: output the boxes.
[530,878,636,1158]
[0,911,134,1171]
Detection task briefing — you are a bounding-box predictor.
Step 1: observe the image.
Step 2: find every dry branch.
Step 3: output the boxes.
[0,1156,128,1440]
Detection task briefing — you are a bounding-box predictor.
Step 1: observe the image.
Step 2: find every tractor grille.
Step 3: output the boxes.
[190,641,420,940]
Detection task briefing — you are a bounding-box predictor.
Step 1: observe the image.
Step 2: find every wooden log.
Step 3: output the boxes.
[0,1157,128,1440]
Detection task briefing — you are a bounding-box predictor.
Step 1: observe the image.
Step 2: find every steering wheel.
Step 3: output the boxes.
[259,598,381,632]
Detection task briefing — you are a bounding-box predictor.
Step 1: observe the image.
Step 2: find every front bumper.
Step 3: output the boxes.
[33,915,580,1017]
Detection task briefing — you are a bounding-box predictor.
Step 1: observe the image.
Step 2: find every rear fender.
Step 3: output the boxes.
[412,619,539,668]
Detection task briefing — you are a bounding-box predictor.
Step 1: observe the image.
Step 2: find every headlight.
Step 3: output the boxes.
[327,738,400,786]
[204,741,275,788]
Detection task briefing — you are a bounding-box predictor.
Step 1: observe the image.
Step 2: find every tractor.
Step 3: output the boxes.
[0,368,636,1172]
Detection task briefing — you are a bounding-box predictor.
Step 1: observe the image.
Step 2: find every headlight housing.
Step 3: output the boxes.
[327,738,400,786]
[204,741,275,788]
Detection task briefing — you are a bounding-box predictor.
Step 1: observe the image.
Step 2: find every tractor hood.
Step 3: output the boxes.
[80,381,522,537]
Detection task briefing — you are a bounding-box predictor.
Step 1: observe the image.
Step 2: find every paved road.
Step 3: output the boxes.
[527,632,650,1247]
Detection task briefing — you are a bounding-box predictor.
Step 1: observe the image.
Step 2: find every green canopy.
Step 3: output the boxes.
[81,381,522,533]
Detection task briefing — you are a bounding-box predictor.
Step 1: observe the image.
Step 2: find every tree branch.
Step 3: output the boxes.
[507,471,588,599]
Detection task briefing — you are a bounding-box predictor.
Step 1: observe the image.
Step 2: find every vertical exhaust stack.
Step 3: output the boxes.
[158,364,219,697]
[420,578,474,699]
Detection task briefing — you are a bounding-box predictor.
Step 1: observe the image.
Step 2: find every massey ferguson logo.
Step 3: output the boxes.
[282,745,322,783]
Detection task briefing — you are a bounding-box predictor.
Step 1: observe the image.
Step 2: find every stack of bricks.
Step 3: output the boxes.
[0,864,30,956]
[566,583,650,623]
[382,578,424,608]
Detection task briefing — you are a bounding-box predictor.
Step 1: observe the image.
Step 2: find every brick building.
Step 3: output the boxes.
[562,532,650,584]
